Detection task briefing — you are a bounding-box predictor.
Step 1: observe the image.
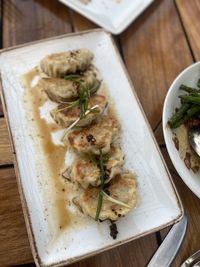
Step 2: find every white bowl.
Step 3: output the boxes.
[163,62,200,198]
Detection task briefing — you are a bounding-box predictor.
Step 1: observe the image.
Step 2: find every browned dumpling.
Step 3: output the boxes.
[70,146,124,188]
[40,49,93,77]
[73,172,137,221]
[39,67,100,103]
[68,116,120,155]
[51,94,107,128]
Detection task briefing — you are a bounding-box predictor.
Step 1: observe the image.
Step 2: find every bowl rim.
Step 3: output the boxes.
[162,61,200,198]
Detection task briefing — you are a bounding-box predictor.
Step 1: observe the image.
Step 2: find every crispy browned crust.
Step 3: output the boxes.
[51,94,107,128]
[68,116,120,154]
[73,172,137,221]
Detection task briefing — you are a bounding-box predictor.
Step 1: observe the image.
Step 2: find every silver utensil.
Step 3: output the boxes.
[181,250,200,267]
[147,215,188,267]
[188,128,200,157]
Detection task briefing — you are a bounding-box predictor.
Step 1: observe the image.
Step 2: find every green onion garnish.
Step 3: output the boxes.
[64,74,81,81]
[95,149,106,221]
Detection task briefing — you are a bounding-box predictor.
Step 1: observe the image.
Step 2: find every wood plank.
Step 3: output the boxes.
[176,0,200,61]
[3,0,72,47]
[0,167,33,266]
[120,0,193,129]
[154,122,165,145]
[70,235,157,267]
[72,11,97,32]
[0,118,13,165]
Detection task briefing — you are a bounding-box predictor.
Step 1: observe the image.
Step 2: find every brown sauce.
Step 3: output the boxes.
[23,69,71,230]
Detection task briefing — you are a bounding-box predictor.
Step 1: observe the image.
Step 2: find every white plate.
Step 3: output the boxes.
[163,62,200,199]
[0,30,182,267]
[59,0,154,34]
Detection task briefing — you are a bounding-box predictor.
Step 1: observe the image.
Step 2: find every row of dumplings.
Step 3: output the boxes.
[39,49,137,222]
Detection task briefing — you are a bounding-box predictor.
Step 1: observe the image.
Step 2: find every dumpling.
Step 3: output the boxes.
[40,67,100,103]
[73,172,137,221]
[68,116,120,154]
[51,94,107,128]
[70,146,124,188]
[40,49,93,77]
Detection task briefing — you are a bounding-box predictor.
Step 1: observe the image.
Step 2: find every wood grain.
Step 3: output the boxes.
[0,118,13,165]
[3,0,72,47]
[0,167,33,266]
[176,0,200,61]
[154,122,165,145]
[72,11,97,32]
[120,0,193,129]
[70,235,157,267]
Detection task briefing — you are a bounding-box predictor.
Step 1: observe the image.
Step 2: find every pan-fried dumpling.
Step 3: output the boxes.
[73,172,137,221]
[51,94,107,128]
[40,49,93,77]
[70,146,124,188]
[68,116,120,154]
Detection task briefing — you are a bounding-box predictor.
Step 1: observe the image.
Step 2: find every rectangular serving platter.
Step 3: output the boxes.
[0,29,183,267]
[59,0,154,34]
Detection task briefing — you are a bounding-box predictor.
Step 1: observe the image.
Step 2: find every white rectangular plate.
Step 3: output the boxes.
[0,30,183,267]
[59,0,154,34]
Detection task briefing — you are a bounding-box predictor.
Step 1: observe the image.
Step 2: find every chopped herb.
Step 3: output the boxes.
[102,191,131,208]
[55,101,78,114]
[61,105,99,142]
[197,79,200,89]
[95,150,109,221]
[79,85,91,118]
[58,81,100,119]
[64,74,81,82]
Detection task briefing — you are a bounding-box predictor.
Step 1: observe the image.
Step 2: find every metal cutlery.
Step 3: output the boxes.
[189,128,200,157]
[147,215,188,267]
[181,250,200,267]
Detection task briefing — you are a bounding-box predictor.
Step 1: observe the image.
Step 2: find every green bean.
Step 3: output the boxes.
[187,105,200,117]
[179,95,200,105]
[168,103,190,128]
[179,84,200,94]
[197,79,200,88]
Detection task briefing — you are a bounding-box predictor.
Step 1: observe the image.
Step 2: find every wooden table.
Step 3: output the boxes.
[0,0,200,266]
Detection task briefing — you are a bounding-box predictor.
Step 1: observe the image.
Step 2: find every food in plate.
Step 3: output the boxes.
[73,172,137,221]
[23,48,137,239]
[67,115,119,154]
[51,94,107,128]
[40,48,93,77]
[168,80,200,172]
[69,146,124,188]
[40,66,100,102]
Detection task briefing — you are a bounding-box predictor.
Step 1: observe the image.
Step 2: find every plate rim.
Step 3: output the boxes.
[163,61,200,199]
[0,29,184,267]
[58,0,154,34]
